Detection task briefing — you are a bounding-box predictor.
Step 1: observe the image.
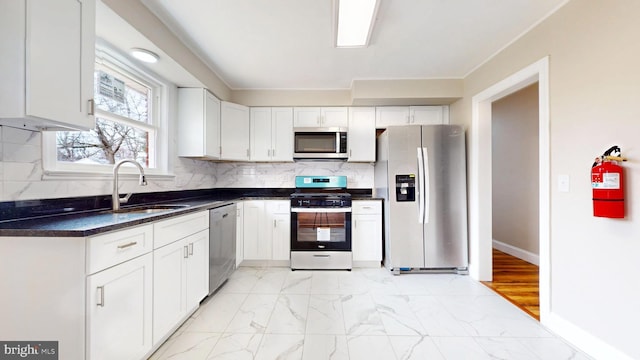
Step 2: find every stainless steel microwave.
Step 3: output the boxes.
[293,127,348,159]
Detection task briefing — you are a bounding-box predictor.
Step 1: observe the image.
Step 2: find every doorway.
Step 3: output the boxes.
[485,83,540,319]
[468,57,550,322]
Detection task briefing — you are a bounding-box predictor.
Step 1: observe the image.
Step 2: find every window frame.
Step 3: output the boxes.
[43,43,172,179]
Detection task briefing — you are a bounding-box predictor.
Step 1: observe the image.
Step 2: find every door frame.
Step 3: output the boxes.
[468,56,550,321]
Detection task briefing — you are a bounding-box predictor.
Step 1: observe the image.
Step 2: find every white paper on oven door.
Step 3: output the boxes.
[317,227,331,241]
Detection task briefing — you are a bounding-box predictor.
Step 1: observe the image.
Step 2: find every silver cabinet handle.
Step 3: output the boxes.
[222,213,229,218]
[362,206,372,209]
[184,245,189,258]
[272,149,275,157]
[267,149,271,157]
[246,149,250,157]
[313,254,331,258]
[117,241,137,249]
[97,286,104,307]
[88,99,95,116]
[188,242,194,256]
[273,220,276,228]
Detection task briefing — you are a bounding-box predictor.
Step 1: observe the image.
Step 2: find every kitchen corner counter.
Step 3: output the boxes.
[0,199,232,237]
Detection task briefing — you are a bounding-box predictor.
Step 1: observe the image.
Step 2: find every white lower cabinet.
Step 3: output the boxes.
[352,200,383,266]
[243,200,269,260]
[86,252,153,360]
[3,210,211,360]
[153,229,209,343]
[242,200,290,262]
[153,237,188,344]
[185,230,209,310]
[268,201,291,261]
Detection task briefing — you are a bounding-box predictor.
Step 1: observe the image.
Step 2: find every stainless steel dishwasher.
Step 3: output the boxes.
[209,203,237,295]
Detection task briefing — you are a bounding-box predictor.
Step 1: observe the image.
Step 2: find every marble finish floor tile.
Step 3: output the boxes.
[149,266,592,360]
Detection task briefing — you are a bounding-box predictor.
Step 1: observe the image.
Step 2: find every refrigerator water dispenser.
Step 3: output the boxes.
[395,174,415,201]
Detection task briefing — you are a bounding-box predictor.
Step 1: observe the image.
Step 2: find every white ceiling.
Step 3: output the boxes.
[141,0,567,90]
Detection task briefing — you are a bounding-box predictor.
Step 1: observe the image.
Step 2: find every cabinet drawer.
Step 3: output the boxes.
[87,224,153,274]
[154,211,209,249]
[352,200,382,214]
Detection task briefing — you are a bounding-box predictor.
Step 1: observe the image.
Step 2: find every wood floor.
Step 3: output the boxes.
[481,249,540,320]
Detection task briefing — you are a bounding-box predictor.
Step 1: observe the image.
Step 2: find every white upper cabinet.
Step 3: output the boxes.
[410,106,449,125]
[294,107,348,128]
[376,106,449,128]
[178,88,221,159]
[250,107,293,162]
[375,106,410,128]
[0,0,96,131]
[221,101,250,161]
[348,107,376,162]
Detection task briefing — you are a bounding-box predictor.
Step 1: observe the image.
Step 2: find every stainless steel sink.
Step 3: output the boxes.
[108,204,190,214]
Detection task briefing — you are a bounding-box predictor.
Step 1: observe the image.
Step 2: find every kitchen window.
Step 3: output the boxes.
[43,45,170,177]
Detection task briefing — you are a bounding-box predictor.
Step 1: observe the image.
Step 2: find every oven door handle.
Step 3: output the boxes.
[291,207,352,213]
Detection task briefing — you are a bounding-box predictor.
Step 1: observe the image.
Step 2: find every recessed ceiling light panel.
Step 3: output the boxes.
[130,48,159,63]
[335,0,379,48]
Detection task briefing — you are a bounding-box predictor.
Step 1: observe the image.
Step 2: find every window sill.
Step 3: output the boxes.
[42,169,176,181]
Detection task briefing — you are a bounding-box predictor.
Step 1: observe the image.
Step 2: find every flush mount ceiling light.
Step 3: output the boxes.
[130,48,159,63]
[334,0,379,48]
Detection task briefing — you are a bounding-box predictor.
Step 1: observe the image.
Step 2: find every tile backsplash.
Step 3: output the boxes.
[0,126,374,202]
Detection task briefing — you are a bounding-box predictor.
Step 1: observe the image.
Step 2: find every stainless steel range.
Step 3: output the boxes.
[290,176,352,270]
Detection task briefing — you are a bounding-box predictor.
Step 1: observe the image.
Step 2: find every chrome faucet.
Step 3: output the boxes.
[112,159,148,211]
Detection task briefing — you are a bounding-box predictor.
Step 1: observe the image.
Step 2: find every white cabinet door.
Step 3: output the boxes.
[221,101,250,161]
[236,202,244,267]
[185,230,210,311]
[294,107,348,128]
[410,106,448,125]
[348,107,376,162]
[243,200,290,261]
[375,107,410,128]
[321,107,348,128]
[178,88,221,159]
[152,239,187,344]
[0,0,95,131]
[293,107,321,127]
[87,253,153,360]
[267,201,291,261]
[243,200,270,260]
[352,201,382,264]
[205,91,222,157]
[271,107,294,161]
[250,107,273,161]
[251,107,293,162]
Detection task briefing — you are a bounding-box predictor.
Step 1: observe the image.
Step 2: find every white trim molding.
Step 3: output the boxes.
[545,313,636,360]
[469,57,550,323]
[492,239,539,266]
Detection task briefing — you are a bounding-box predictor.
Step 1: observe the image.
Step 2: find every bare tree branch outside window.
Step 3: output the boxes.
[56,66,153,167]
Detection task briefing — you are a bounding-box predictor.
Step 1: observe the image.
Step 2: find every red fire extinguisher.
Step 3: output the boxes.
[591,145,626,218]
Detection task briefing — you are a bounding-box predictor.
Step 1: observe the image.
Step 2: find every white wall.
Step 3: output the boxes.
[451,0,640,358]
[491,83,539,256]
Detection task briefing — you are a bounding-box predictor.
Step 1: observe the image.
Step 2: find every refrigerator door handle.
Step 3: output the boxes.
[417,147,425,223]
[422,147,430,224]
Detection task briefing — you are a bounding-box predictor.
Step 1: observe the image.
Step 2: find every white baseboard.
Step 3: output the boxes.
[492,239,540,266]
[544,312,635,360]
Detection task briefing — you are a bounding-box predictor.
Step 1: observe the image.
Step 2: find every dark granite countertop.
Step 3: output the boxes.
[0,188,376,237]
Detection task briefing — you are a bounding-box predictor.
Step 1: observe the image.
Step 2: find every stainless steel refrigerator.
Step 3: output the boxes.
[374,125,468,273]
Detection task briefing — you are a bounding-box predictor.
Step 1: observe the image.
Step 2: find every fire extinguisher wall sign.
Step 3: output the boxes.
[591,145,626,218]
